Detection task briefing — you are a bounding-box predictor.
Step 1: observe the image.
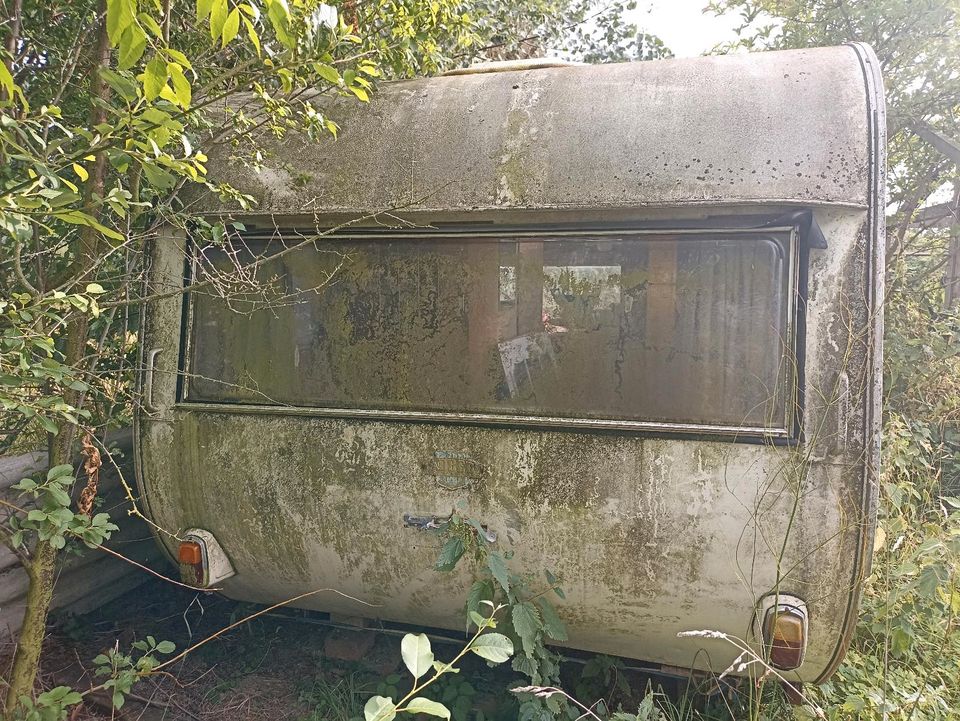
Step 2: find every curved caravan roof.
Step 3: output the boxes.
[200,44,884,218]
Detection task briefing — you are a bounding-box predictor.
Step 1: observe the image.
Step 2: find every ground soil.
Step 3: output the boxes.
[1,575,728,721]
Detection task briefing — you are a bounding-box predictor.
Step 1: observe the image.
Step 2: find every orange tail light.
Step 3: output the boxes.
[176,530,236,589]
[762,601,808,671]
[178,540,203,565]
[178,539,206,585]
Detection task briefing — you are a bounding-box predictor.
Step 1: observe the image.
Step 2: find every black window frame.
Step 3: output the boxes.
[176,216,812,444]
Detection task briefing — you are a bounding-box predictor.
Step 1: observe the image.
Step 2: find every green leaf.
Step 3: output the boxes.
[486,552,510,594]
[942,496,960,509]
[266,0,294,49]
[197,0,214,21]
[85,283,106,294]
[435,536,464,572]
[143,54,168,101]
[222,7,241,46]
[141,161,176,190]
[117,24,147,70]
[99,68,140,102]
[401,633,434,680]
[210,0,228,40]
[37,686,82,707]
[364,696,396,721]
[535,598,567,641]
[53,210,124,242]
[167,63,191,109]
[165,48,193,70]
[917,563,948,598]
[348,85,370,102]
[842,696,866,713]
[106,0,135,45]
[469,633,513,664]
[48,464,74,481]
[48,484,72,507]
[467,580,493,618]
[38,415,59,435]
[242,16,261,54]
[468,611,487,629]
[405,698,451,720]
[155,640,175,654]
[313,62,340,85]
[0,56,16,99]
[138,12,163,38]
[510,602,542,656]
[512,653,539,680]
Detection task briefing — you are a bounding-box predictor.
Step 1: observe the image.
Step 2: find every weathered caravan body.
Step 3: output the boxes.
[136,45,885,683]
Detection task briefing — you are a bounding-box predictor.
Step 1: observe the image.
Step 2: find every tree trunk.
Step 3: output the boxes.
[2,545,56,717]
[2,1,111,712]
[3,384,86,715]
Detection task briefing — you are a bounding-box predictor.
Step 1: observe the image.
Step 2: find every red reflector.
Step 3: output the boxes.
[178,540,203,565]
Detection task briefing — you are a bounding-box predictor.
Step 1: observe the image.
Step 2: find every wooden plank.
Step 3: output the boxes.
[0,430,163,639]
[914,122,960,166]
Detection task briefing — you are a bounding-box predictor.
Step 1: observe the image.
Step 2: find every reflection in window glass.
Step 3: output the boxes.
[187,231,795,432]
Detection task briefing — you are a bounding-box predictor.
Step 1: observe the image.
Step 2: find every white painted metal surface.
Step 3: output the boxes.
[135,45,885,683]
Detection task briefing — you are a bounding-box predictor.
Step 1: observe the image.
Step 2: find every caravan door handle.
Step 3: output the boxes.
[143,348,162,413]
[402,513,497,543]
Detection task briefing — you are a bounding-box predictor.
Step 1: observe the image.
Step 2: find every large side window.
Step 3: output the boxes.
[184,229,798,436]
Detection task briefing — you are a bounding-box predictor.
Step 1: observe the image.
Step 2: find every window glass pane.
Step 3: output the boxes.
[187,231,794,431]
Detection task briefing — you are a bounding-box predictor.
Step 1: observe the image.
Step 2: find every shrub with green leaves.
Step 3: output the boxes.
[363,607,514,721]
[7,463,118,551]
[432,512,569,721]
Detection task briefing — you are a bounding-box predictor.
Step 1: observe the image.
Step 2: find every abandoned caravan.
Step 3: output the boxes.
[135,44,885,684]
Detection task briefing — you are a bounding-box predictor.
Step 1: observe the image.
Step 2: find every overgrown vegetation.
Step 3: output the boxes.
[433,511,570,721]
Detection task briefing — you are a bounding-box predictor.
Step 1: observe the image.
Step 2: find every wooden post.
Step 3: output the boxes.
[945,185,960,307]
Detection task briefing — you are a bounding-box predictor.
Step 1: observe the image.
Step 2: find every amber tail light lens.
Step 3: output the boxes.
[178,539,206,585]
[178,540,203,565]
[175,530,236,588]
[762,603,808,671]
